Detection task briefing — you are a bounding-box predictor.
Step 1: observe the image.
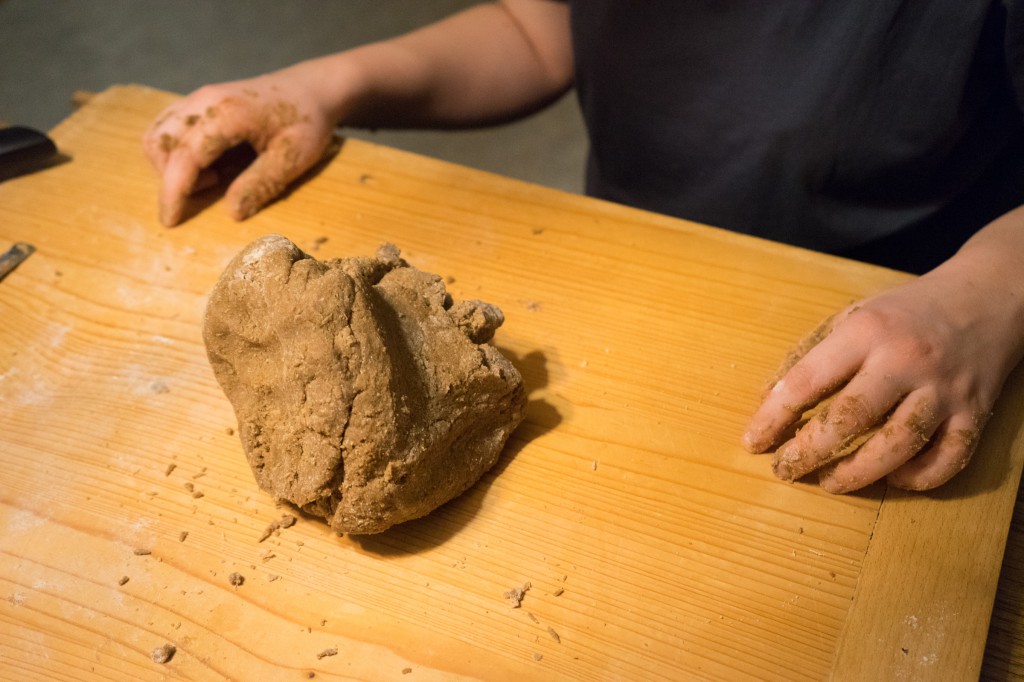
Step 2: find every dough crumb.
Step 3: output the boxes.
[547,626,561,643]
[228,572,245,588]
[505,581,532,608]
[151,643,176,664]
[118,576,129,586]
[259,514,298,542]
[317,647,338,660]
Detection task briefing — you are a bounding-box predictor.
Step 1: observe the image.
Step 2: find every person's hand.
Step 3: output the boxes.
[742,266,1023,493]
[143,71,337,226]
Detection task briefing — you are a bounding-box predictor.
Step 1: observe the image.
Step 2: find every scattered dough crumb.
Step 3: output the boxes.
[151,643,176,664]
[267,574,281,582]
[225,427,235,436]
[118,576,129,586]
[402,668,413,675]
[527,612,540,624]
[504,581,532,608]
[151,381,170,394]
[317,647,338,660]
[228,572,245,588]
[553,587,564,597]
[259,514,298,542]
[179,531,189,542]
[133,548,151,556]
[165,463,177,476]
[533,652,543,661]
[591,461,598,471]
[547,626,561,643]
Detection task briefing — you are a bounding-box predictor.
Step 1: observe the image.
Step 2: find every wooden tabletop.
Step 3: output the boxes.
[1,86,1022,681]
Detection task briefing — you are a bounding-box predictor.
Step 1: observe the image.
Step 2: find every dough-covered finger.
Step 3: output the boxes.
[817,392,940,493]
[157,128,249,226]
[763,311,842,394]
[770,374,903,482]
[886,413,987,491]
[743,312,863,454]
[224,134,323,221]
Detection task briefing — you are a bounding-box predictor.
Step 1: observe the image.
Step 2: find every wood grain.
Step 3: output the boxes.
[0,85,1020,680]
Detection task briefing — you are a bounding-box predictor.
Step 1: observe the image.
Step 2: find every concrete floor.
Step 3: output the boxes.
[0,0,587,193]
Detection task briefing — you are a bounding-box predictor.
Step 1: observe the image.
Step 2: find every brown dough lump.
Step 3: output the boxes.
[203,235,526,534]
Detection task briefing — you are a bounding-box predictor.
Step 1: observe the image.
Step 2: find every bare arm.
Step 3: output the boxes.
[143,0,572,225]
[326,0,575,127]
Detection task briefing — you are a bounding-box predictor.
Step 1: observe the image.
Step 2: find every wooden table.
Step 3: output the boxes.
[1,86,1022,681]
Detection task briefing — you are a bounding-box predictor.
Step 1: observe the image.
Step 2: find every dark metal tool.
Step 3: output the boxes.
[0,126,58,182]
[0,242,35,283]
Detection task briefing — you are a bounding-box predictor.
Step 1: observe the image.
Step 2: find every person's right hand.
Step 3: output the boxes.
[143,71,337,226]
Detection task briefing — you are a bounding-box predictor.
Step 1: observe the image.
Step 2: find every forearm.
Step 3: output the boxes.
[280,0,573,129]
[928,204,1024,370]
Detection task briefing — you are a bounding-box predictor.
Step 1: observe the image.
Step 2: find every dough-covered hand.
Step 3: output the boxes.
[142,72,336,226]
[742,269,1023,493]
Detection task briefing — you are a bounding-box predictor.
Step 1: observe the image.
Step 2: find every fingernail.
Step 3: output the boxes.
[232,191,260,221]
[771,445,800,481]
[742,431,764,453]
[771,459,793,481]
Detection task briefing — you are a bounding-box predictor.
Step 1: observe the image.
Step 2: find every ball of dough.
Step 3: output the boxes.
[203,235,526,534]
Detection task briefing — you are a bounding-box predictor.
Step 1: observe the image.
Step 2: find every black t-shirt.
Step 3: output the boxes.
[560,1,1024,272]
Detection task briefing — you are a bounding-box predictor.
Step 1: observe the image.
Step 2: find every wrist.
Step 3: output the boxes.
[277,52,370,126]
[928,219,1024,367]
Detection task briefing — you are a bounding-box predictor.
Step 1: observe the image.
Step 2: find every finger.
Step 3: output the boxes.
[817,392,941,493]
[743,312,863,454]
[886,412,987,491]
[224,134,319,221]
[770,373,904,482]
[762,311,842,396]
[158,152,202,227]
[157,131,245,226]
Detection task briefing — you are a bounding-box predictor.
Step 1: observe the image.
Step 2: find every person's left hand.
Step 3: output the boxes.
[742,266,1022,493]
